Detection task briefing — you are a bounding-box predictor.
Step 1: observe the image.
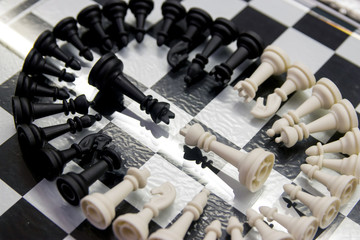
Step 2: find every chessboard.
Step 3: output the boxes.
[0,0,360,239]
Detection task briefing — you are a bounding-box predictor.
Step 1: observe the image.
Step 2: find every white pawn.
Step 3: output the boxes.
[267,78,342,137]
[259,206,318,240]
[112,182,176,240]
[180,123,274,192]
[148,188,210,240]
[246,208,295,240]
[251,62,316,119]
[306,128,360,156]
[234,45,291,103]
[283,184,340,228]
[203,220,222,240]
[275,99,358,147]
[80,167,150,229]
[226,216,244,240]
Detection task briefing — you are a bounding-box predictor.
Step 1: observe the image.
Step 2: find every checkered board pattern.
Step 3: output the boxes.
[0,0,360,239]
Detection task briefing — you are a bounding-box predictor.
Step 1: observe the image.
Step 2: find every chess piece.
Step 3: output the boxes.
[251,62,316,119]
[15,72,70,100]
[88,53,175,124]
[234,45,291,103]
[80,167,151,229]
[267,78,342,137]
[112,182,176,240]
[12,94,92,125]
[184,18,238,85]
[305,128,360,156]
[157,0,186,46]
[22,49,75,82]
[57,147,121,206]
[283,184,340,228]
[210,31,265,84]
[53,17,94,61]
[129,0,154,43]
[77,5,113,51]
[301,164,357,204]
[102,0,129,46]
[33,30,81,70]
[167,8,213,68]
[275,99,358,147]
[226,216,244,240]
[259,206,318,240]
[203,220,222,240]
[148,188,210,240]
[246,208,294,240]
[180,123,274,192]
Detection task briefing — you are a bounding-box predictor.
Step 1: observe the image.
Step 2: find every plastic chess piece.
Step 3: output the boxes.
[88,53,175,124]
[275,99,358,147]
[80,167,151,229]
[22,49,75,82]
[203,220,222,240]
[129,0,154,43]
[180,123,274,192]
[246,208,295,240]
[233,45,291,103]
[15,72,70,100]
[33,30,81,70]
[259,206,318,240]
[157,0,186,46]
[112,182,176,240]
[251,62,316,119]
[102,0,129,46]
[267,78,342,137]
[167,8,213,68]
[226,216,244,240]
[283,184,340,229]
[77,5,113,51]
[148,188,210,240]
[53,17,94,61]
[210,31,265,85]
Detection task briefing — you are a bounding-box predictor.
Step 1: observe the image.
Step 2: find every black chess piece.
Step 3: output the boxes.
[184,18,238,85]
[12,94,93,125]
[210,31,265,84]
[53,17,94,61]
[22,49,75,82]
[167,8,213,68]
[15,72,70,100]
[77,5,113,51]
[102,0,129,46]
[129,0,154,43]
[56,147,121,205]
[157,0,186,46]
[89,53,175,124]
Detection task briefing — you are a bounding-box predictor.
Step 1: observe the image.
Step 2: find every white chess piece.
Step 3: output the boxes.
[300,164,357,204]
[112,182,176,240]
[259,206,318,240]
[251,62,316,119]
[80,167,150,229]
[246,208,295,240]
[283,184,340,228]
[234,45,291,103]
[179,123,274,192]
[226,216,244,240]
[203,220,222,240]
[148,188,210,240]
[275,99,358,147]
[267,78,342,137]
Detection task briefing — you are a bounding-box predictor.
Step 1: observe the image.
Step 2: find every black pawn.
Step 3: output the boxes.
[77,5,113,51]
[22,49,75,82]
[53,17,94,61]
[57,147,121,205]
[129,0,154,43]
[102,0,129,46]
[12,94,92,125]
[15,72,70,100]
[184,18,238,85]
[157,0,186,46]
[210,31,265,84]
[89,53,175,124]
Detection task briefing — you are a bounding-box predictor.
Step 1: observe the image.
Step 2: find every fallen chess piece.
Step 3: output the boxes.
[203,220,222,240]
[226,216,244,240]
[129,0,154,43]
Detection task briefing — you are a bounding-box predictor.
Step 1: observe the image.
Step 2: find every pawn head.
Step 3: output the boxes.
[237,31,265,59]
